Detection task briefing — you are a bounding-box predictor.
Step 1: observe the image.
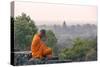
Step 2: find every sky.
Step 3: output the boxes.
[14,1,97,25]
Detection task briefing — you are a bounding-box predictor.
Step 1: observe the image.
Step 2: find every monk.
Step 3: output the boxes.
[31,29,52,60]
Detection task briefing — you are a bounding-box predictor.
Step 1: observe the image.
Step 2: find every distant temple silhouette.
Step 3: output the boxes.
[63,21,67,28]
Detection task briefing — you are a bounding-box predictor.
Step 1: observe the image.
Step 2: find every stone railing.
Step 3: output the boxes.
[13,51,72,66]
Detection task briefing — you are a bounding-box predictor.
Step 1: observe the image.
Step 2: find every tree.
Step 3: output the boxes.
[14,13,38,51]
[59,37,97,61]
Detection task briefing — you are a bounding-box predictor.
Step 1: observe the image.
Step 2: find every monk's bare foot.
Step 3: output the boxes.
[47,55,52,60]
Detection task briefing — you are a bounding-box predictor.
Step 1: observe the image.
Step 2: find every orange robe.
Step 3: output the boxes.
[31,34,52,59]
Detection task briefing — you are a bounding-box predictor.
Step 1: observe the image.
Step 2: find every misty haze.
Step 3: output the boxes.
[37,21,97,50]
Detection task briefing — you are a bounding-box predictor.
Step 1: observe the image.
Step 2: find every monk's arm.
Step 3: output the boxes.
[31,35,41,47]
[32,38,40,46]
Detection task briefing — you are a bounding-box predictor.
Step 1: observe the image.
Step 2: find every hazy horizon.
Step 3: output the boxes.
[34,21,97,26]
[15,1,97,25]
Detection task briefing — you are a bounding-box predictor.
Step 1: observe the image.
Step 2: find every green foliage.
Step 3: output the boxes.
[45,30,58,56]
[85,48,97,61]
[46,30,57,47]
[59,37,97,61]
[14,13,38,51]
